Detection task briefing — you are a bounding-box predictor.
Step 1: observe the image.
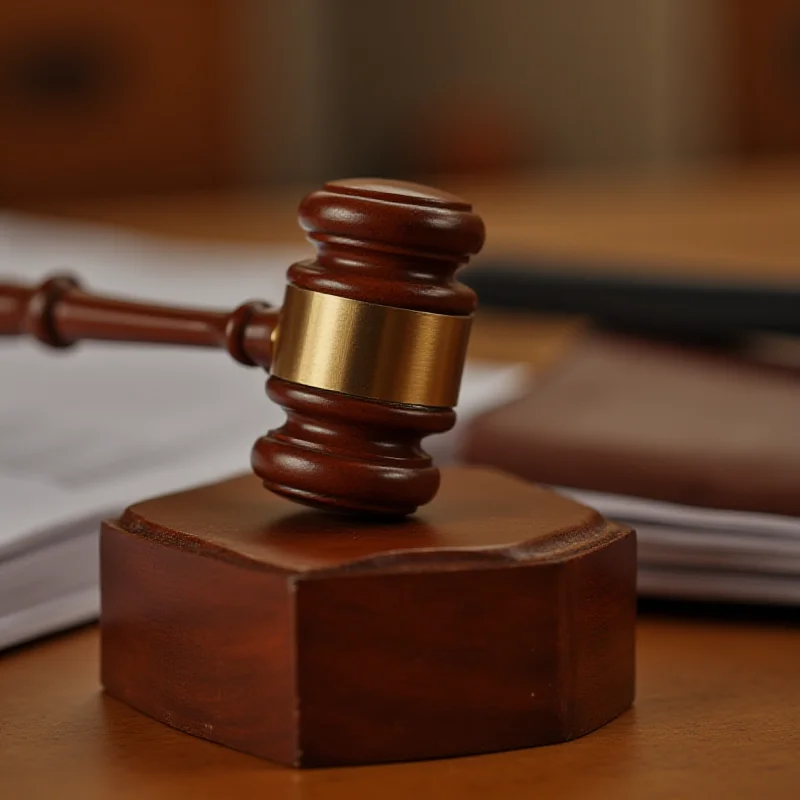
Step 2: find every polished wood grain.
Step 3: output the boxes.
[0,274,278,364]
[2,615,799,798]
[252,378,456,516]
[100,467,635,767]
[0,178,486,516]
[251,178,485,515]
[294,178,483,314]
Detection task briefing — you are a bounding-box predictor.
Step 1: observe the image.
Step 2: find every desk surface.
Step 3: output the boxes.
[3,168,800,798]
[2,617,799,800]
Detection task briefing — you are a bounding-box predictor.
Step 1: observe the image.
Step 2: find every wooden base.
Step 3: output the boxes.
[100,467,636,767]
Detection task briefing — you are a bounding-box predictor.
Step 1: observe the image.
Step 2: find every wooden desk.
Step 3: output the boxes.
[3,169,800,798]
[2,617,799,800]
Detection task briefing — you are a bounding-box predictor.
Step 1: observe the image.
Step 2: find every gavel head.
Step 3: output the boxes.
[251,178,485,516]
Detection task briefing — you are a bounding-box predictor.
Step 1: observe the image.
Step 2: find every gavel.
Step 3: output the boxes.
[0,179,485,516]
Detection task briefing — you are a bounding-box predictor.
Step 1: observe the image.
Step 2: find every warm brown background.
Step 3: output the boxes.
[3,1,800,200]
[0,1,237,200]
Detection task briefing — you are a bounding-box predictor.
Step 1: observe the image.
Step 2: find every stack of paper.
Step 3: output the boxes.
[561,488,800,605]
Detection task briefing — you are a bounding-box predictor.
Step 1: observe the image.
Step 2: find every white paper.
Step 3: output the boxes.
[561,487,800,542]
[559,486,800,604]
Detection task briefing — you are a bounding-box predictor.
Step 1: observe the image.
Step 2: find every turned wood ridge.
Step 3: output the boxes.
[0,179,486,515]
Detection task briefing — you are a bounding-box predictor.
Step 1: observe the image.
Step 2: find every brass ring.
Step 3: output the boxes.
[270,285,471,407]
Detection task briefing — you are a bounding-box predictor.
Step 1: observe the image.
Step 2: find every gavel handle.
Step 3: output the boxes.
[0,275,279,369]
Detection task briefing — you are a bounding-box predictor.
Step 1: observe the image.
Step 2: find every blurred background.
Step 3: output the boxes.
[1,0,799,200]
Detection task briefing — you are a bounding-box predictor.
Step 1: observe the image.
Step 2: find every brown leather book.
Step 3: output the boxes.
[463,333,800,517]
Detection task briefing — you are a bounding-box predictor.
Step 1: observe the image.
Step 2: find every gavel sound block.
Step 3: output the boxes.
[1,179,636,767]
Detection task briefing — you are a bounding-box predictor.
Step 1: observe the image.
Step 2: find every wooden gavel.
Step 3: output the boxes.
[1,179,485,516]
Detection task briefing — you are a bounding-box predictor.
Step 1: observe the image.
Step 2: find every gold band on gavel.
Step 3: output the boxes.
[270,285,472,407]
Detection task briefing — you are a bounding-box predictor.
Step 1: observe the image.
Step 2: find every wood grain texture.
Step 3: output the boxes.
[100,522,297,765]
[100,467,635,767]
[251,376,456,516]
[293,178,483,314]
[2,616,799,799]
[0,274,277,365]
[250,178,485,515]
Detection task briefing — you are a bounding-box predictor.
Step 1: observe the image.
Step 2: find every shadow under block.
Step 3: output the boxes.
[100,467,636,767]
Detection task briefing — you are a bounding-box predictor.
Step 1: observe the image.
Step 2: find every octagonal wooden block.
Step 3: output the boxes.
[100,467,636,767]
